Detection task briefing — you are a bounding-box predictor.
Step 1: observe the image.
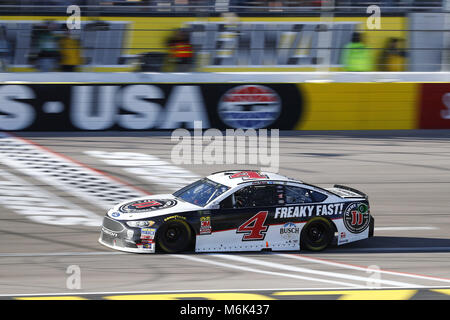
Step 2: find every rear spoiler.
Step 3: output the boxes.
[333,184,368,200]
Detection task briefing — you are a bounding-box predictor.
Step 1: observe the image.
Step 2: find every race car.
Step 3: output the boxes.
[99,170,374,254]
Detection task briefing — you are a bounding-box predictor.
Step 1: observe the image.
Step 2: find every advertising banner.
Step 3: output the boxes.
[419,83,450,129]
[0,80,423,131]
[0,83,303,131]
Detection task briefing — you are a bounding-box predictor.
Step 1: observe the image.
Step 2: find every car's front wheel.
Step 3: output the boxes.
[156,219,193,253]
[300,217,334,251]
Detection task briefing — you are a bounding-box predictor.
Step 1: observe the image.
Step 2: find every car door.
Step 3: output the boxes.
[195,184,283,252]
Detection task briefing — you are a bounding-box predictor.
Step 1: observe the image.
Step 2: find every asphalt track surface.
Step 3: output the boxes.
[1,130,450,300]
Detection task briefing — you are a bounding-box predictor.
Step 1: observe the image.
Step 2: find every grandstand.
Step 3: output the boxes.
[0,0,448,71]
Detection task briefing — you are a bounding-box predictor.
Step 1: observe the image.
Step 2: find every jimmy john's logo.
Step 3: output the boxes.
[119,199,177,213]
[218,85,282,129]
[275,203,344,219]
[343,202,370,234]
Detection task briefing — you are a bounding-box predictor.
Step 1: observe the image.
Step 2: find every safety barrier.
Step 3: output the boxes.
[0,72,448,131]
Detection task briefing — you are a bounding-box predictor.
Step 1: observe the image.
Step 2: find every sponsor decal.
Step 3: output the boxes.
[164,215,187,222]
[126,220,155,228]
[343,202,370,234]
[339,231,349,244]
[229,171,268,180]
[137,242,155,250]
[126,229,134,239]
[119,199,177,213]
[218,85,282,129]
[102,227,118,238]
[251,181,273,185]
[131,200,162,209]
[274,203,344,219]
[279,222,300,241]
[141,228,156,240]
[111,212,120,218]
[199,216,212,235]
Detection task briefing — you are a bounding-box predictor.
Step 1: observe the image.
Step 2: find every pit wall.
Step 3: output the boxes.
[0,72,448,131]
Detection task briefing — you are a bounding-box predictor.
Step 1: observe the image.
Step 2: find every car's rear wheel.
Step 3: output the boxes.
[156,219,193,253]
[300,217,334,251]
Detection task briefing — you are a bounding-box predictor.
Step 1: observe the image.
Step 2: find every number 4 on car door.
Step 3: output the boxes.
[237,211,269,241]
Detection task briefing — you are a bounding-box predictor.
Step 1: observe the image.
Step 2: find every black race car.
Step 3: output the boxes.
[99,170,374,253]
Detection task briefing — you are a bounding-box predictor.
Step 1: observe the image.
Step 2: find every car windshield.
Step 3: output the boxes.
[173,179,230,207]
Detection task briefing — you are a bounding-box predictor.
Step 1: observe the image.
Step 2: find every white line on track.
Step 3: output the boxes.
[0,251,126,258]
[279,253,450,284]
[374,227,438,231]
[212,254,420,288]
[172,254,361,288]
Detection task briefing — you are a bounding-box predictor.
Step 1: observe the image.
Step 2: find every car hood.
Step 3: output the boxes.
[107,194,203,220]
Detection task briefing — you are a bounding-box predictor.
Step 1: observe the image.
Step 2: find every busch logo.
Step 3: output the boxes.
[280,222,300,240]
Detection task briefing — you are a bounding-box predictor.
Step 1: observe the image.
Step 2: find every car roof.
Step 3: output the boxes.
[206,170,302,188]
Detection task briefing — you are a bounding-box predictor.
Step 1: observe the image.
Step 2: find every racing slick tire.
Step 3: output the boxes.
[300,217,334,252]
[156,219,193,253]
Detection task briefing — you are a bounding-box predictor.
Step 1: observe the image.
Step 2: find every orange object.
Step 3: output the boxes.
[174,42,193,58]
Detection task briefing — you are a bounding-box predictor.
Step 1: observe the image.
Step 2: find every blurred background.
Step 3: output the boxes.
[1,0,450,301]
[0,0,448,73]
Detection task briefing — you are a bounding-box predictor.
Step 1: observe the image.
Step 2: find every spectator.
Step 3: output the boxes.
[340,32,373,71]
[168,28,194,72]
[59,30,83,72]
[0,26,11,72]
[378,37,406,71]
[35,21,61,72]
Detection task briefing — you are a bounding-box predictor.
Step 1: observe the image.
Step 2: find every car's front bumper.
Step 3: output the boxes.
[98,216,156,253]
